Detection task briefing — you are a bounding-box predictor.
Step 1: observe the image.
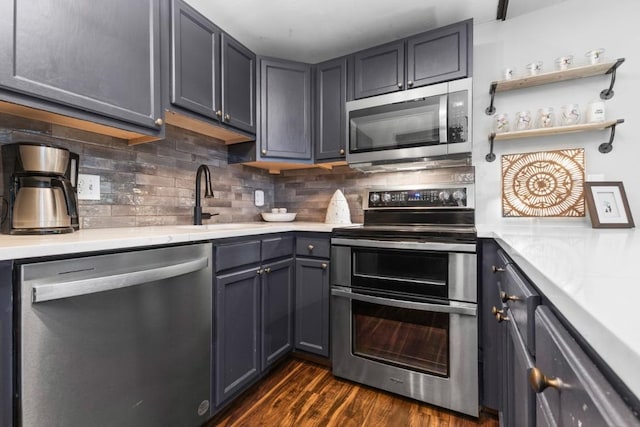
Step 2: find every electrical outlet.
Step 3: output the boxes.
[254,190,265,207]
[77,174,101,200]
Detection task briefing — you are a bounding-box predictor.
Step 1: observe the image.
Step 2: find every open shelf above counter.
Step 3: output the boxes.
[485,119,624,162]
[485,58,625,115]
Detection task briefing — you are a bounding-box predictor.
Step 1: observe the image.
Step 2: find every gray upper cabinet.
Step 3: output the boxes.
[406,20,470,89]
[170,0,256,135]
[353,41,405,99]
[533,307,640,427]
[259,58,312,160]
[170,0,221,120]
[0,0,162,130]
[314,58,347,162]
[221,34,256,134]
[351,19,472,100]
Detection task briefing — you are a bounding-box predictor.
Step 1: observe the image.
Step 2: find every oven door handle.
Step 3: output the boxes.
[331,287,476,316]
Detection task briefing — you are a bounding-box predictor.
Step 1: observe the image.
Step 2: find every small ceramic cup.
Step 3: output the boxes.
[537,107,555,128]
[515,111,532,130]
[271,208,279,213]
[493,113,510,133]
[560,104,581,126]
[503,68,516,80]
[526,61,543,75]
[555,55,573,71]
[278,208,287,213]
[585,48,605,65]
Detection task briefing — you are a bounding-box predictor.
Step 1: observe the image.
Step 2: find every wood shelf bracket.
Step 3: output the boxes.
[600,58,625,100]
[598,119,624,153]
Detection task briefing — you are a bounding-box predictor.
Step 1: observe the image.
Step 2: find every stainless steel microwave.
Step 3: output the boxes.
[345,78,472,169]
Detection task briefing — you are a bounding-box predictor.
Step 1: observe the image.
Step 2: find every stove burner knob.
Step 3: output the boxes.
[452,191,466,201]
[370,193,380,204]
[381,193,392,203]
[438,191,451,202]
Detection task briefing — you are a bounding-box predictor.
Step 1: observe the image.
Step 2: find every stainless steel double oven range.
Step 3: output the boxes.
[331,183,478,417]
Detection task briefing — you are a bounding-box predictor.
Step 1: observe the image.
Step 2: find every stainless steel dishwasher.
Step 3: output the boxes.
[16,243,212,427]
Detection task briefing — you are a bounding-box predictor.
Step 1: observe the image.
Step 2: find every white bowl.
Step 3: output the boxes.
[261,212,297,222]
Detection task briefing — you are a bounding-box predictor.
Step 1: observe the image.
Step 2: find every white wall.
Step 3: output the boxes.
[473,0,640,226]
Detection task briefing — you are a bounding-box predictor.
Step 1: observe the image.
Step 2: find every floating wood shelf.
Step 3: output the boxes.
[485,58,625,115]
[485,119,624,162]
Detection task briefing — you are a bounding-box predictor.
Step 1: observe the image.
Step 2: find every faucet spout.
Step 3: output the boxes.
[194,164,215,225]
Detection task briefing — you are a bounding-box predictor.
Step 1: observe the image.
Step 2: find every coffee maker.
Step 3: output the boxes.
[1,143,79,234]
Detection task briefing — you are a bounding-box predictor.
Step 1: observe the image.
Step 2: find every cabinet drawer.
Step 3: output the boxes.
[215,240,261,272]
[261,236,294,261]
[533,307,640,426]
[496,250,540,356]
[296,237,330,259]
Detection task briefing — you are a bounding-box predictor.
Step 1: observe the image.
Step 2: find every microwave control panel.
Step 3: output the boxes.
[367,187,468,208]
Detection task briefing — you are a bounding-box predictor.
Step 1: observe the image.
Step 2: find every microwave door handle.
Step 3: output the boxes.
[331,287,476,316]
[439,94,448,143]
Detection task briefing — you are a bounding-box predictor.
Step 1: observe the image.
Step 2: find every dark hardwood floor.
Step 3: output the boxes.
[208,358,498,427]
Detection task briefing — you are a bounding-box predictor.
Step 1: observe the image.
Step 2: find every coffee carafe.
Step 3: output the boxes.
[1,143,79,234]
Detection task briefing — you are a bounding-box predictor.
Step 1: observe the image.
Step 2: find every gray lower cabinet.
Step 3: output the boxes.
[213,235,294,408]
[0,260,12,427]
[533,306,640,426]
[0,0,162,131]
[258,58,312,160]
[294,258,330,357]
[314,58,347,162]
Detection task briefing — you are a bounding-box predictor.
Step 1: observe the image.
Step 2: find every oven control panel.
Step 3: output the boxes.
[367,187,470,208]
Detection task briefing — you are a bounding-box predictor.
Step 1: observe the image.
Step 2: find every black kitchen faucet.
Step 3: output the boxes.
[194,164,218,225]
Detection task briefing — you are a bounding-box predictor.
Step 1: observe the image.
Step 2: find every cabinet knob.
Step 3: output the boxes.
[492,306,509,323]
[261,149,267,155]
[408,80,414,87]
[224,114,231,122]
[321,263,328,270]
[397,83,403,89]
[492,265,505,273]
[216,110,222,118]
[491,306,504,316]
[500,291,520,303]
[528,368,563,393]
[154,118,163,126]
[339,149,345,155]
[264,267,271,274]
[307,244,314,251]
[256,269,263,275]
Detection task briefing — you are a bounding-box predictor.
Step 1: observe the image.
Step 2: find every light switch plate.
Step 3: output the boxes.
[77,174,101,200]
[254,190,265,207]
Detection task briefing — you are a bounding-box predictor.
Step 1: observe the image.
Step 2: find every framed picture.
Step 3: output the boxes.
[584,182,635,228]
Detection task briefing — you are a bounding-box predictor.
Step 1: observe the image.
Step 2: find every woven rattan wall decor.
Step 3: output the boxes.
[502,148,585,217]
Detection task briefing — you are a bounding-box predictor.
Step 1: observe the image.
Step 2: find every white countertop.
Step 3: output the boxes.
[478,224,640,399]
[0,222,348,261]
[2,221,638,399]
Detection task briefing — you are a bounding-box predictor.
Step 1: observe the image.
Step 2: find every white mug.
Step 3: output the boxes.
[586,101,606,123]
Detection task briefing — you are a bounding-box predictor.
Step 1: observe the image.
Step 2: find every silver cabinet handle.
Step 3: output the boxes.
[32,257,209,303]
[439,94,448,143]
[331,287,476,316]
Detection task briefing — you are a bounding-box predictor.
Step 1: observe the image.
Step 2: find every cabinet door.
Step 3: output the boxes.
[222,34,256,134]
[170,0,221,120]
[0,0,161,129]
[0,261,12,427]
[261,258,294,369]
[406,20,470,89]
[504,312,536,427]
[479,239,504,411]
[215,267,261,406]
[533,307,640,426]
[315,58,347,161]
[259,58,312,160]
[295,258,330,357]
[353,41,404,99]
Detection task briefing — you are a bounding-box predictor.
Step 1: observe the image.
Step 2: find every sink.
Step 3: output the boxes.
[176,223,269,231]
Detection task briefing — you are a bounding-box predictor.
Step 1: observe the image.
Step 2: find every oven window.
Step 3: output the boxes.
[352,301,449,377]
[353,249,448,299]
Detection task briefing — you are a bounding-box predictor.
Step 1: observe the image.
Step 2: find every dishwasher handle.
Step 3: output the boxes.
[32,256,209,303]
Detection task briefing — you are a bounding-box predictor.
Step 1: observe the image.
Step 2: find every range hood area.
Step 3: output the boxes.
[348,154,473,173]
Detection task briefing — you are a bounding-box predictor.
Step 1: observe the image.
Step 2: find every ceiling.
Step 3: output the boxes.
[185,0,564,64]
